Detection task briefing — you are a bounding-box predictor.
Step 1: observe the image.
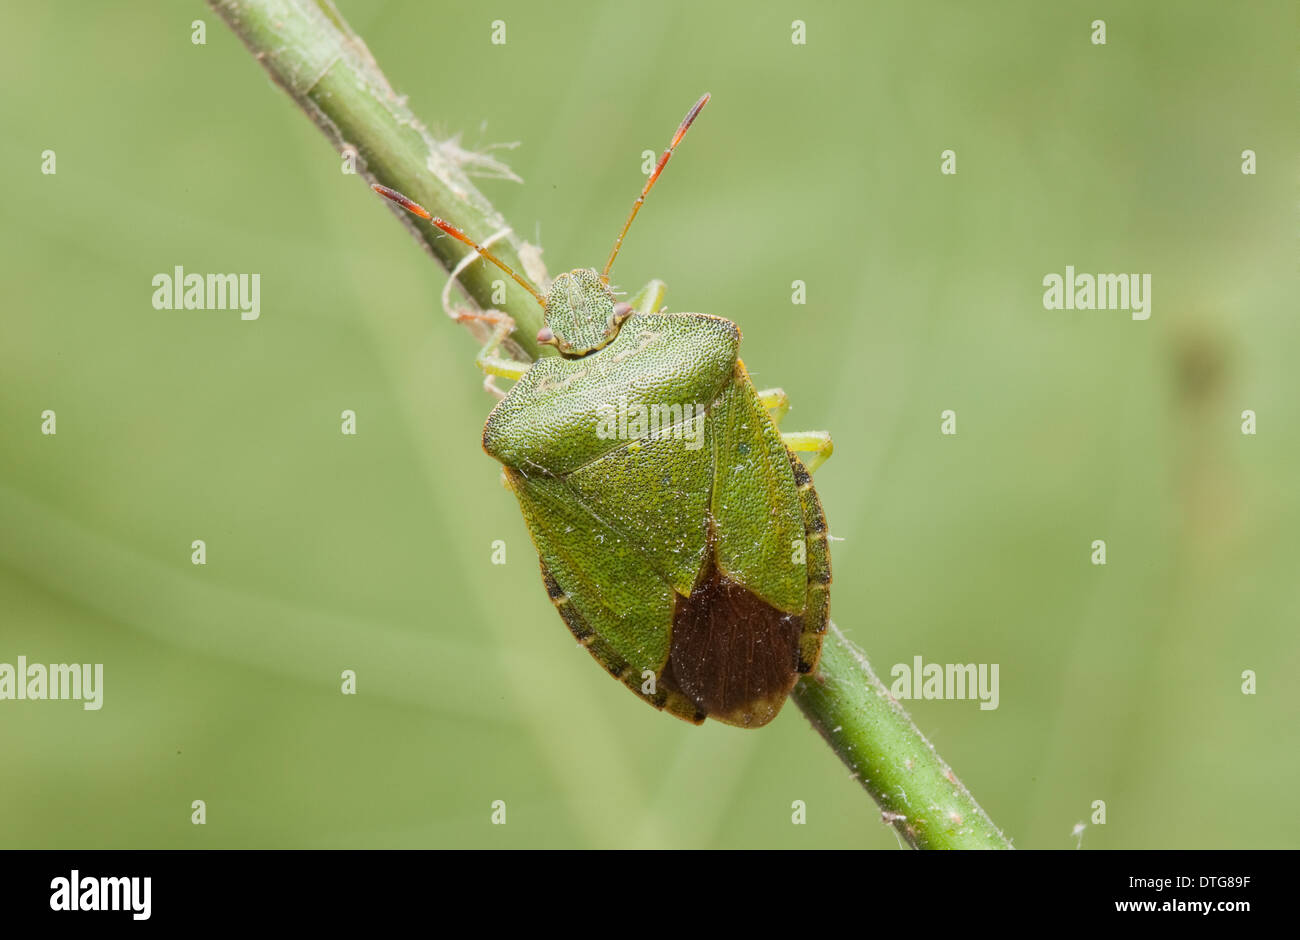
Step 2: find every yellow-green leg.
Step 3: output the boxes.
[781,430,833,474]
[627,279,667,315]
[757,387,790,427]
[456,310,530,398]
[759,387,833,474]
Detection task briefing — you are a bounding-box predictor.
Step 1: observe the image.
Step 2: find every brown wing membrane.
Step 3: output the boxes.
[661,550,804,728]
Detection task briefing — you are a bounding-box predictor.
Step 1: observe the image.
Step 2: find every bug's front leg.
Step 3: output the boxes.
[625,279,667,315]
[455,310,531,399]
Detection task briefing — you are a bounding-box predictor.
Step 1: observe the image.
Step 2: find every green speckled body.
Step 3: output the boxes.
[365,97,830,726]
[483,310,830,728]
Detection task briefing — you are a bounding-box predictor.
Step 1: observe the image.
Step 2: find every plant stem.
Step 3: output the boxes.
[210,0,1012,849]
[207,0,547,359]
[793,624,1012,848]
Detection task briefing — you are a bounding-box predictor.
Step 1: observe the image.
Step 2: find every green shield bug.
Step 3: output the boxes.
[374,94,833,727]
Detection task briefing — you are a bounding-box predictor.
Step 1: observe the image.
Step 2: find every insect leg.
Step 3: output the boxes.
[455,310,531,398]
[756,388,790,428]
[625,279,667,315]
[780,430,833,474]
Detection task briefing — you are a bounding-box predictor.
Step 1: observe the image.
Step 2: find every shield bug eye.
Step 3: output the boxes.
[537,326,555,345]
[612,302,633,320]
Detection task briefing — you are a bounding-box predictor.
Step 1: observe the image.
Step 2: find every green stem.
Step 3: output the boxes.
[207,0,547,359]
[793,624,1012,848]
[210,0,1012,850]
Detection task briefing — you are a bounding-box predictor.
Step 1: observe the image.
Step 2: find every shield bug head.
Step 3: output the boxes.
[373,93,710,359]
[534,269,626,357]
[536,92,711,356]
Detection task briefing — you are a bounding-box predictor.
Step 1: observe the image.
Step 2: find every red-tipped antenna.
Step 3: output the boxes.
[371,184,546,309]
[601,93,710,281]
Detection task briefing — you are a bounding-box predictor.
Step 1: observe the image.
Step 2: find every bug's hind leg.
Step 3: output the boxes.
[781,430,833,474]
[758,388,832,474]
[455,310,530,399]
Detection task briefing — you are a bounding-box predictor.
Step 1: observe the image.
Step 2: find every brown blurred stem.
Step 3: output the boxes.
[209,0,1012,849]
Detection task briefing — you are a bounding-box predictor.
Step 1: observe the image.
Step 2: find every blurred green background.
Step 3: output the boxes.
[1,0,1295,849]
